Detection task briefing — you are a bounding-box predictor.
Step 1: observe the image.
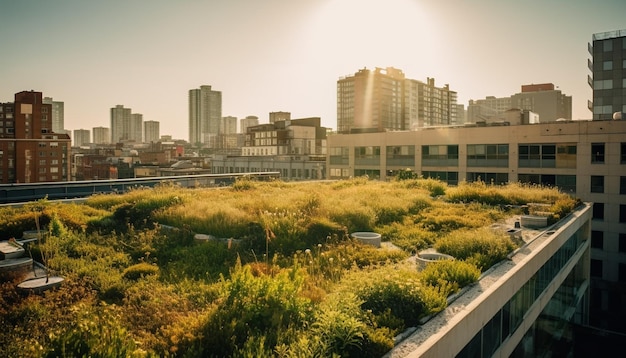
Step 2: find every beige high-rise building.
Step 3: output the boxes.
[130,113,143,142]
[92,126,110,144]
[221,116,237,135]
[110,105,131,143]
[73,129,90,147]
[240,115,259,134]
[144,120,160,143]
[189,85,221,146]
[337,67,458,133]
[467,83,572,123]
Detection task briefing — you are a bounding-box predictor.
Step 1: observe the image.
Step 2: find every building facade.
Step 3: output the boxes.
[467,83,572,123]
[110,105,131,144]
[130,113,143,143]
[242,117,327,157]
[143,120,160,143]
[590,29,626,120]
[73,129,90,147]
[189,85,222,146]
[42,97,64,133]
[337,67,458,133]
[0,91,71,183]
[240,115,259,134]
[221,116,237,135]
[327,118,626,333]
[92,126,110,144]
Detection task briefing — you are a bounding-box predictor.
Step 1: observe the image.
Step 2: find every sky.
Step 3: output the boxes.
[1,0,625,140]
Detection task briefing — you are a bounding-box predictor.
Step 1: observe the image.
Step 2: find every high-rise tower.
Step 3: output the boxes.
[110,105,131,143]
[337,67,457,133]
[43,97,64,133]
[590,29,626,120]
[189,85,222,146]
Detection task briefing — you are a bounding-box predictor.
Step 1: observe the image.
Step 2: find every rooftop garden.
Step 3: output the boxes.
[0,175,580,357]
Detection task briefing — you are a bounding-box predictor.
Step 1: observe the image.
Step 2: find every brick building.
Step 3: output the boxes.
[0,91,71,183]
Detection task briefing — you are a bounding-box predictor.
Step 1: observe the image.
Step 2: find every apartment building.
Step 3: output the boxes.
[73,129,90,147]
[92,126,110,144]
[0,91,71,183]
[467,83,572,123]
[239,115,259,134]
[143,120,160,143]
[337,67,458,133]
[189,85,222,146]
[211,116,328,180]
[590,29,626,120]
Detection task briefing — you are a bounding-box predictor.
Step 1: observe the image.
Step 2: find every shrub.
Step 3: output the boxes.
[329,207,376,233]
[435,227,516,271]
[44,303,141,358]
[192,261,313,357]
[420,260,481,296]
[122,262,159,280]
[353,266,432,327]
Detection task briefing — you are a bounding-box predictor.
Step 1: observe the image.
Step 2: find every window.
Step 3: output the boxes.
[620,234,626,253]
[619,264,626,284]
[467,144,509,167]
[592,143,605,163]
[604,40,613,52]
[591,259,603,278]
[519,144,556,168]
[621,143,626,163]
[591,175,605,193]
[621,176,626,194]
[591,231,604,249]
[620,205,626,223]
[603,61,613,70]
[593,202,604,220]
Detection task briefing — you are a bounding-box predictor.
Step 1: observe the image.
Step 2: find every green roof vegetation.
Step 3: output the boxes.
[0,177,580,357]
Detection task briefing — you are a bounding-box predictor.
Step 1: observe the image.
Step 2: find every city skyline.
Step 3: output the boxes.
[1,0,625,140]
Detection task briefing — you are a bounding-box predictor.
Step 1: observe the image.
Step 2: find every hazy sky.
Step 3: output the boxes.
[1,0,625,140]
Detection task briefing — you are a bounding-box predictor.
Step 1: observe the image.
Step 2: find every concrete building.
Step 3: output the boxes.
[337,67,458,133]
[586,28,626,333]
[143,120,160,143]
[92,126,110,144]
[590,29,626,120]
[388,202,592,357]
[327,118,626,334]
[211,116,328,181]
[242,117,327,157]
[42,97,64,133]
[269,111,290,124]
[189,85,221,146]
[73,129,90,147]
[240,115,259,134]
[110,105,131,144]
[221,116,237,135]
[130,113,143,143]
[467,83,572,123]
[0,91,71,183]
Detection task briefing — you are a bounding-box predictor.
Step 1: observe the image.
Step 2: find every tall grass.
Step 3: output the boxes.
[0,177,581,357]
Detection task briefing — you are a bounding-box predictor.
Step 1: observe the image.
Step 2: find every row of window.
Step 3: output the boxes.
[331,142,626,166]
[591,203,626,223]
[591,257,626,284]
